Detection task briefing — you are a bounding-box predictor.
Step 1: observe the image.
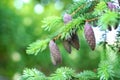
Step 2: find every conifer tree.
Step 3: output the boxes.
[21,0,120,80]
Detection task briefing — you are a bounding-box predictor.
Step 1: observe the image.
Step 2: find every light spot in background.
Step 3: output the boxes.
[23,17,32,26]
[11,52,21,62]
[34,4,44,14]
[54,0,64,10]
[14,0,24,9]
[14,0,30,9]
[106,28,117,45]
[93,25,120,45]
[93,27,105,44]
[13,73,21,80]
[22,0,30,4]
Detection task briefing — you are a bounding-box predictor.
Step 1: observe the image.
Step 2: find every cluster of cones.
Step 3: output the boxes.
[49,14,96,65]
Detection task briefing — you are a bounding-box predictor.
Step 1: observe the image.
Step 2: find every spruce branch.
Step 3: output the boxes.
[26,39,50,55]
[49,67,75,80]
[76,70,98,80]
[71,3,86,16]
[20,68,47,80]
[41,16,63,32]
[99,11,119,30]
[25,0,120,59]
[60,17,84,39]
[67,0,98,18]
[24,0,120,79]
[53,17,84,40]
[94,1,108,15]
[98,61,114,80]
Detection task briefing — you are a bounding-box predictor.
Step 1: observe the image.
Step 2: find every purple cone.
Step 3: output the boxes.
[84,22,96,50]
[49,40,62,65]
[63,13,72,24]
[107,2,116,11]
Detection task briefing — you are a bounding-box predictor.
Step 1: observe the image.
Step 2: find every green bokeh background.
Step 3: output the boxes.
[0,0,101,80]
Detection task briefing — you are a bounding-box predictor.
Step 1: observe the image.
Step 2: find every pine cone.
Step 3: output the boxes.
[63,13,72,24]
[63,40,71,53]
[84,22,96,50]
[49,40,62,65]
[107,2,116,11]
[70,33,80,50]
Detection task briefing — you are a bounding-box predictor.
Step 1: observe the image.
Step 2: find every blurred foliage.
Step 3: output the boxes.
[20,67,98,80]
[20,68,47,80]
[0,0,107,80]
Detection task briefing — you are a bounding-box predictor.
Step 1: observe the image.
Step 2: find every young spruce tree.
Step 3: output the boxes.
[20,0,120,80]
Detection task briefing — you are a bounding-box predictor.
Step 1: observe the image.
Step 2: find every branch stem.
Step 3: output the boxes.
[71,3,86,16]
[53,34,61,41]
[86,17,98,22]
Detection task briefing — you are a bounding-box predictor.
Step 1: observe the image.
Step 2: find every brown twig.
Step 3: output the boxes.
[71,3,86,16]
[86,17,98,22]
[53,34,61,41]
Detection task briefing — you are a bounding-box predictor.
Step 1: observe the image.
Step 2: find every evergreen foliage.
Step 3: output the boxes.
[23,0,120,80]
[76,70,97,80]
[20,67,98,80]
[20,68,47,80]
[26,39,50,55]
[49,67,75,80]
